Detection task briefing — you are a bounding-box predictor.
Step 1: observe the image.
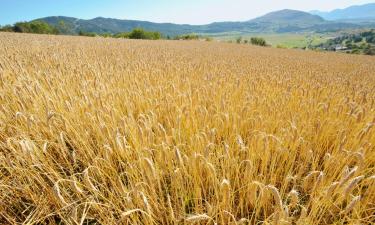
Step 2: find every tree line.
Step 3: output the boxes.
[0,20,271,47]
[0,20,211,41]
[0,21,59,34]
[229,36,268,46]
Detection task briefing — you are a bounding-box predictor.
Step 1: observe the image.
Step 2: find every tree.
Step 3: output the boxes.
[78,30,96,37]
[126,28,161,40]
[151,31,161,40]
[250,37,267,46]
[0,25,13,32]
[128,28,147,39]
[175,33,199,40]
[12,21,58,34]
[30,21,59,34]
[114,28,161,40]
[14,22,31,33]
[100,33,113,38]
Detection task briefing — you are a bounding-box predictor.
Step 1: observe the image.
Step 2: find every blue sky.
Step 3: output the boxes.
[1,0,374,25]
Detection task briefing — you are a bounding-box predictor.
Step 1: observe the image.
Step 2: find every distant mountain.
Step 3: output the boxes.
[36,9,367,36]
[38,16,263,35]
[310,3,375,20]
[251,9,324,26]
[40,16,200,36]
[247,9,331,32]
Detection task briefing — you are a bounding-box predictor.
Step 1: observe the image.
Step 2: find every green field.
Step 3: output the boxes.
[210,32,329,49]
[258,33,328,48]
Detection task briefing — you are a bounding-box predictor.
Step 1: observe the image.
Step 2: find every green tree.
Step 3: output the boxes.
[114,32,129,38]
[250,37,267,46]
[128,28,147,39]
[126,28,161,40]
[78,30,96,37]
[0,25,14,32]
[14,22,31,33]
[114,28,161,40]
[100,33,113,38]
[13,21,58,34]
[175,33,199,40]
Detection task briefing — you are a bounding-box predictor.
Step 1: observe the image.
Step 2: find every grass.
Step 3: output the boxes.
[0,32,375,224]
[215,32,329,48]
[260,33,327,48]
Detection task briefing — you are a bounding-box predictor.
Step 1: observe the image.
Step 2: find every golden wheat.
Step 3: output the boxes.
[0,32,375,224]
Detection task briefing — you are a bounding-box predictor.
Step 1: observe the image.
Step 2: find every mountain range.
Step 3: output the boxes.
[36,4,375,36]
[310,3,375,21]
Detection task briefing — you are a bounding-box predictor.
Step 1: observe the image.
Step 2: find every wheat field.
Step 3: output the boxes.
[0,32,375,224]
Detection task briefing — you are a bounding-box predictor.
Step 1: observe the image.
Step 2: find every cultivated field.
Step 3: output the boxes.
[217,33,327,48]
[0,32,375,224]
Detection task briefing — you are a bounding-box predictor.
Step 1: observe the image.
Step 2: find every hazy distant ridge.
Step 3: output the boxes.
[310,3,375,20]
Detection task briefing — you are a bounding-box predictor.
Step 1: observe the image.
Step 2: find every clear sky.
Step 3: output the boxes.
[1,0,374,25]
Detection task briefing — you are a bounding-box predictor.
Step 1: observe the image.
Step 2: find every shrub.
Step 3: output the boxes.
[175,33,199,40]
[115,28,161,40]
[13,21,59,34]
[0,25,14,32]
[99,33,113,38]
[78,30,97,37]
[250,37,267,46]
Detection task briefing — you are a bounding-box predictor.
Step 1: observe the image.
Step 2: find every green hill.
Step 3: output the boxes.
[311,3,375,21]
[24,9,371,36]
[251,9,325,26]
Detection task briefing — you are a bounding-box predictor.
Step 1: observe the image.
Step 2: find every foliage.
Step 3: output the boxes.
[114,28,161,40]
[175,33,199,40]
[313,29,375,55]
[250,37,267,46]
[0,25,14,32]
[1,20,162,41]
[100,33,113,38]
[79,32,113,38]
[129,28,161,40]
[78,30,97,37]
[1,20,59,34]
